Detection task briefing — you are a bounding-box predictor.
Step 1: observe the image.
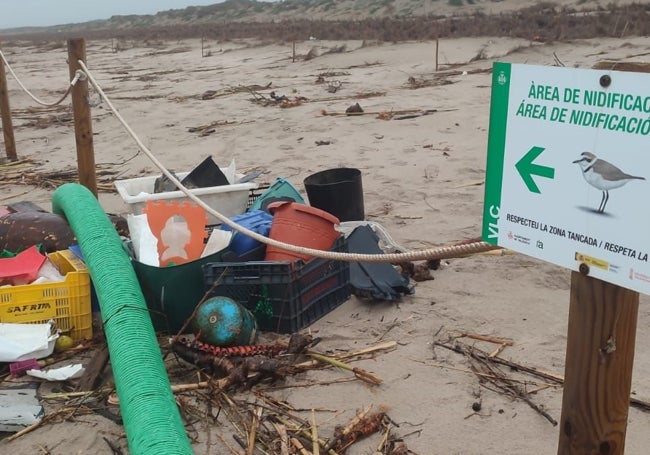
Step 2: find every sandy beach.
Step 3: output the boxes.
[2,32,650,454]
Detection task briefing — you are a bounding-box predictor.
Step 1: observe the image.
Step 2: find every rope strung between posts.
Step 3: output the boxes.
[0,49,81,107]
[78,59,498,263]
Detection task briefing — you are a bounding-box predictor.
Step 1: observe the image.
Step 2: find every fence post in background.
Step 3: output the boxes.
[0,43,17,161]
[435,32,439,72]
[67,38,98,197]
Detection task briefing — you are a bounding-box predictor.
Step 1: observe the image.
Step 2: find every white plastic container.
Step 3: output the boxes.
[115,171,258,224]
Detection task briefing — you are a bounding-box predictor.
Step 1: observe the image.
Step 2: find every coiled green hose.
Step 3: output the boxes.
[52,183,192,455]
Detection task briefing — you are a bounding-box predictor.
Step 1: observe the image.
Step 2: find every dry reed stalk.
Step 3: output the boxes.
[307,353,383,385]
[247,405,263,455]
[275,416,339,455]
[324,404,373,451]
[272,423,290,455]
[311,410,320,455]
[376,423,391,452]
[456,332,514,346]
[294,341,396,369]
[290,437,311,455]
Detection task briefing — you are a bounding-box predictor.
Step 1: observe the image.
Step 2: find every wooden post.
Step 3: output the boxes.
[67,38,97,197]
[557,271,639,454]
[0,43,17,161]
[435,32,439,72]
[292,40,296,63]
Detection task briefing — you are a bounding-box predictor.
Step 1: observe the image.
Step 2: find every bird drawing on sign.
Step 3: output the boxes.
[572,151,645,213]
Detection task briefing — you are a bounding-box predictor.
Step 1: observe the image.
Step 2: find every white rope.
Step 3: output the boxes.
[0,49,81,107]
[78,59,497,263]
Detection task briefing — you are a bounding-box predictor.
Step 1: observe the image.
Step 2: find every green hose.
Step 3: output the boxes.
[52,183,192,455]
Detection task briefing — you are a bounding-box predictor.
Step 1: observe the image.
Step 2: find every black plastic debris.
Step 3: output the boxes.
[181,156,229,189]
[348,225,412,300]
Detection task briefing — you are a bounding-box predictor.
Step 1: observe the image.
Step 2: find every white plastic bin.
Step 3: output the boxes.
[115,171,258,224]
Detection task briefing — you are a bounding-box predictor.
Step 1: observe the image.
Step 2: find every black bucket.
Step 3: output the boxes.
[303,168,364,221]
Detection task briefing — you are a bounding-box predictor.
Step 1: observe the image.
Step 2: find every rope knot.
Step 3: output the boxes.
[71,69,87,86]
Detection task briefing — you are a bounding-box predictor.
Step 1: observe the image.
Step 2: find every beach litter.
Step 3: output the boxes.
[0,322,58,363]
[26,363,84,382]
[0,383,43,432]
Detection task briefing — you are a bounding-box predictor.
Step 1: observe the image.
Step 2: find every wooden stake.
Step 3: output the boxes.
[435,32,439,72]
[292,40,296,63]
[557,271,639,454]
[75,344,109,392]
[0,42,17,161]
[67,38,97,197]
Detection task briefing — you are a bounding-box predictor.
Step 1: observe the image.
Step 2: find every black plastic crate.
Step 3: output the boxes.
[247,184,270,209]
[203,237,350,333]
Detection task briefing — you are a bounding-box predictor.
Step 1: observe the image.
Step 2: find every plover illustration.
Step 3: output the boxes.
[573,151,645,213]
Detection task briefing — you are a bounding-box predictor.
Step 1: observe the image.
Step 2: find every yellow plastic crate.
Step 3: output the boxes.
[0,249,92,341]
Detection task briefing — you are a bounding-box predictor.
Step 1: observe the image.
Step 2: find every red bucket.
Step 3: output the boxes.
[265,202,339,262]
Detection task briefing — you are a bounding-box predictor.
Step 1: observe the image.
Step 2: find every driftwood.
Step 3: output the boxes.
[406,67,492,89]
[75,344,110,392]
[0,159,130,192]
[392,109,438,120]
[592,61,650,72]
[434,340,558,425]
[199,82,272,100]
[246,87,307,108]
[434,337,650,419]
[21,338,400,454]
[165,338,398,454]
[186,119,253,136]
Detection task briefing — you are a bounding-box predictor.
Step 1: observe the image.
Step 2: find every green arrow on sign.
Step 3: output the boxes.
[515,146,555,194]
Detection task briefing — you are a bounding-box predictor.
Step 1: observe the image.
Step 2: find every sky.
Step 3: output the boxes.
[0,0,258,29]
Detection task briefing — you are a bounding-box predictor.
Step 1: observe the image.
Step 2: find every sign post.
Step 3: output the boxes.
[559,271,638,454]
[482,62,649,454]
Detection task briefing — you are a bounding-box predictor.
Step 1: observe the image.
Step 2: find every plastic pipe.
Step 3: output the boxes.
[52,183,192,455]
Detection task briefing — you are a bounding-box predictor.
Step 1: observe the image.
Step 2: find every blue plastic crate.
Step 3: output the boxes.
[220,210,273,256]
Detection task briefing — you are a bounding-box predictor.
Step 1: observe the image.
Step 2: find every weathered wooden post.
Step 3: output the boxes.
[435,32,439,72]
[557,271,639,454]
[67,38,97,197]
[0,42,17,161]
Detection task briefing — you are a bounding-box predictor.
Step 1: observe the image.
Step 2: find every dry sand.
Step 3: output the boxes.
[2,34,650,454]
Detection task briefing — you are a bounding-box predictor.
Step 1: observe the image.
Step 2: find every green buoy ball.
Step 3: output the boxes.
[192,296,258,346]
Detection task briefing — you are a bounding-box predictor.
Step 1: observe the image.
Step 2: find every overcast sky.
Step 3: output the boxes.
[0,0,260,29]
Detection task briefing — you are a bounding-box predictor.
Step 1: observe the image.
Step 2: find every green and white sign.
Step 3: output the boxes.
[482,62,650,293]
